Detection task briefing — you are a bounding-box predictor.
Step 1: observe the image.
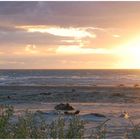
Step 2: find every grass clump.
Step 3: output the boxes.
[12,111,42,138]
[89,119,110,139]
[0,105,14,138]
[65,116,84,138]
[1,105,140,139]
[48,116,84,138]
[0,105,84,139]
[124,118,140,139]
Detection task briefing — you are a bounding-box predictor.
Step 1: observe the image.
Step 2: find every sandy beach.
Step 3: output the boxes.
[1,85,140,104]
[1,85,140,138]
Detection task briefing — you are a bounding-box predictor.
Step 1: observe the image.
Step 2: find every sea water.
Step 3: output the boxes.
[0,69,140,86]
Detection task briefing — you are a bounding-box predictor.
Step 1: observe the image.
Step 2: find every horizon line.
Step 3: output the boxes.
[0,68,140,70]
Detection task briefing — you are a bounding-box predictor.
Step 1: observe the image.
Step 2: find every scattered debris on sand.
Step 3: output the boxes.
[7,96,11,99]
[118,84,125,87]
[72,89,76,92]
[112,93,124,97]
[89,113,106,118]
[134,84,139,88]
[40,92,52,96]
[64,110,80,115]
[55,103,74,110]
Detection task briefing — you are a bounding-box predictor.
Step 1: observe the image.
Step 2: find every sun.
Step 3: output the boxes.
[114,37,140,69]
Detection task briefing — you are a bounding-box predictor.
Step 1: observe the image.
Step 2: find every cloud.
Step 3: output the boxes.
[0,60,25,65]
[0,2,38,15]
[0,52,118,69]
[112,34,120,38]
[25,44,39,54]
[0,26,76,46]
[0,1,140,28]
[0,51,4,55]
[56,45,110,55]
[0,2,139,48]
[0,1,140,69]
[19,26,96,38]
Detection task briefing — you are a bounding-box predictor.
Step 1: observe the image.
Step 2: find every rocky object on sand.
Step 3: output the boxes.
[72,89,76,92]
[55,103,74,111]
[134,84,139,88]
[112,93,123,97]
[40,92,52,96]
[64,110,80,115]
[7,96,11,99]
[118,84,125,87]
[90,113,106,118]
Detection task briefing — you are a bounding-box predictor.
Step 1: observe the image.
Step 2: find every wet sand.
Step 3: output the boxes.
[1,85,140,138]
[0,85,140,104]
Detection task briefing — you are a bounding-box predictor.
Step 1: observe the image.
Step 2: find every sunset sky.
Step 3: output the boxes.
[1,1,140,69]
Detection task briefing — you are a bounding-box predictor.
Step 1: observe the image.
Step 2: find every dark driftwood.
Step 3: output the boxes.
[55,103,74,110]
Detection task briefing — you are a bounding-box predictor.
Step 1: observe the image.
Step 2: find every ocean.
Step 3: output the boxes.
[0,69,140,86]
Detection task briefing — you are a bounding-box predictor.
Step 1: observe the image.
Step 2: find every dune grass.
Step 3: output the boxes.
[0,105,85,139]
[0,105,140,139]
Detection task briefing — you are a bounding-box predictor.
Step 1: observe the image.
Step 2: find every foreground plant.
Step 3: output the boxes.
[0,105,84,139]
[0,105,14,138]
[89,119,110,139]
[124,118,140,139]
[1,105,140,139]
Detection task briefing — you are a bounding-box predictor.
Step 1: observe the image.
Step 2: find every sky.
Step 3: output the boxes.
[1,1,140,69]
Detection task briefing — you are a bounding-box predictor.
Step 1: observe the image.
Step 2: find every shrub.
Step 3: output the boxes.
[89,119,110,139]
[1,105,140,139]
[124,118,140,139]
[0,105,14,138]
[0,105,84,139]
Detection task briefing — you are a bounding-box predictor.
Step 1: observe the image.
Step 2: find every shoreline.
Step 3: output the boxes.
[1,85,140,104]
[0,84,140,89]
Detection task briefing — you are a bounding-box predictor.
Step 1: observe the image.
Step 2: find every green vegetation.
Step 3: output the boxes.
[124,118,140,139]
[0,105,140,139]
[89,119,110,139]
[0,105,13,138]
[0,105,85,139]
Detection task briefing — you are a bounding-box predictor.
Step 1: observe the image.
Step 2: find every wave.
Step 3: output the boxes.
[0,70,140,86]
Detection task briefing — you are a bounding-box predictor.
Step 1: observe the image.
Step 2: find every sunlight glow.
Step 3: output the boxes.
[114,37,140,69]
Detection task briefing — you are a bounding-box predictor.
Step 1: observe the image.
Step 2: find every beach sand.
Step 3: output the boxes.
[0,85,140,138]
[1,85,140,103]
